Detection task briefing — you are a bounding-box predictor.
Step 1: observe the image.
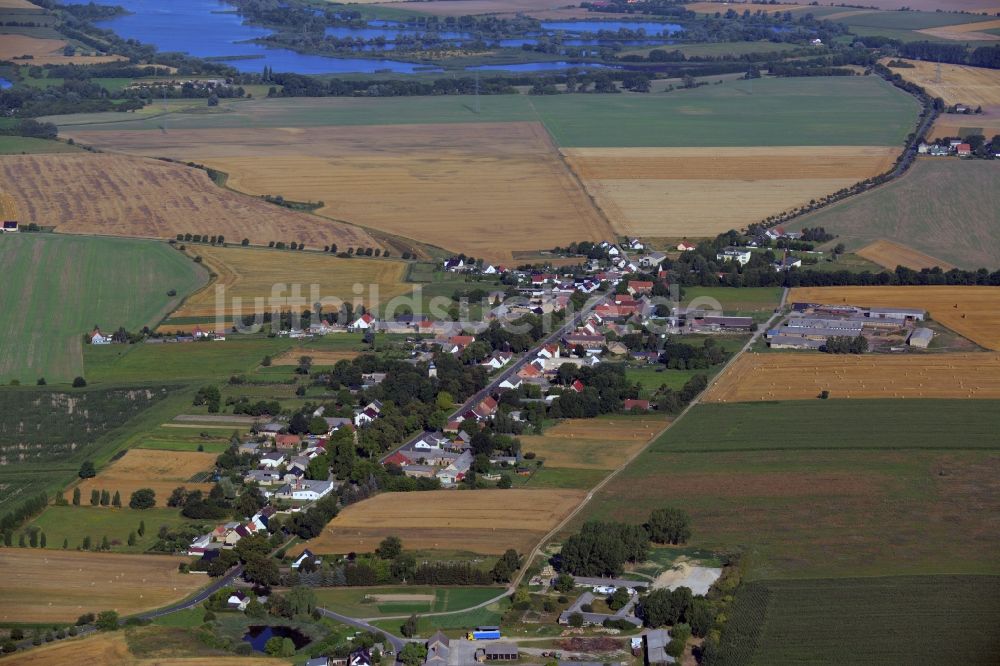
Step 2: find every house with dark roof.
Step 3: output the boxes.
[424,631,449,665]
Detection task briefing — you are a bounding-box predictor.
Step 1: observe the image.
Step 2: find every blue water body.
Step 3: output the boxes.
[540,20,682,35]
[465,61,614,72]
[324,26,473,40]
[243,626,310,653]
[0,77,12,89]
[93,0,432,73]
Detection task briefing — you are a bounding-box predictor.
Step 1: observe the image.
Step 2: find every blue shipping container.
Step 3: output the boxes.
[472,630,501,640]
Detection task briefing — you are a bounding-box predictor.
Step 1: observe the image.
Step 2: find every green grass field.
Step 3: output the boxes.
[682,286,783,316]
[371,598,509,638]
[84,337,293,383]
[627,365,709,394]
[787,159,1000,269]
[28,505,200,553]
[0,235,207,384]
[312,586,500,618]
[718,576,1000,665]
[518,466,609,490]
[577,400,1000,579]
[0,136,82,154]
[55,77,919,147]
[134,424,236,454]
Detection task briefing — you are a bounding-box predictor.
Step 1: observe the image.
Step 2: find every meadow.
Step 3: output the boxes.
[519,415,667,470]
[0,234,207,383]
[60,77,920,148]
[0,550,205,622]
[165,244,410,324]
[718,576,1000,665]
[786,160,1000,269]
[29,506,199,553]
[681,286,783,315]
[297,489,585,556]
[704,352,1000,402]
[789,285,1000,351]
[0,136,81,154]
[578,400,1000,579]
[0,154,378,252]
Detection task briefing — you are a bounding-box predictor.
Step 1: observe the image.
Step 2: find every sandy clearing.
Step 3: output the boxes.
[272,348,362,365]
[704,352,1000,402]
[66,123,610,263]
[296,489,585,555]
[857,239,956,271]
[790,286,1000,351]
[563,146,897,238]
[0,550,204,622]
[0,34,124,65]
[651,560,722,596]
[885,59,1000,108]
[368,593,436,602]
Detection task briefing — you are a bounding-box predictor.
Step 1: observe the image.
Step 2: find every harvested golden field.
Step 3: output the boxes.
[169,244,409,320]
[64,123,611,263]
[0,632,291,665]
[0,34,124,65]
[0,0,40,7]
[75,449,215,500]
[918,18,1000,41]
[520,416,667,469]
[790,286,1000,351]
[886,59,1000,107]
[272,348,361,365]
[857,239,955,271]
[703,352,1000,402]
[0,550,204,622]
[562,146,897,237]
[931,113,1000,140]
[297,489,585,555]
[0,154,377,250]
[685,1,811,13]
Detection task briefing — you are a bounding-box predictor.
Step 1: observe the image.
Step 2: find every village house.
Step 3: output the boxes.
[292,548,322,570]
[480,350,513,370]
[89,328,111,345]
[437,450,473,486]
[424,631,450,666]
[623,399,652,411]
[274,434,302,451]
[349,313,375,331]
[259,451,286,468]
[638,252,666,269]
[274,479,335,502]
[716,247,752,265]
[627,280,654,296]
[227,591,251,611]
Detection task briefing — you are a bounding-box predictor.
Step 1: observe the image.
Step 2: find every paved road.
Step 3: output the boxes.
[380,292,608,463]
[317,607,407,654]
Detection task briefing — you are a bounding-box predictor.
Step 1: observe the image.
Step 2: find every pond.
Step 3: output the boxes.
[243,625,311,653]
[93,0,431,73]
[540,20,683,35]
[0,77,12,90]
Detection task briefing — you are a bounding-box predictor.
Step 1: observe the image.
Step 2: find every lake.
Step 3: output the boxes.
[540,20,683,35]
[93,0,431,73]
[243,625,311,653]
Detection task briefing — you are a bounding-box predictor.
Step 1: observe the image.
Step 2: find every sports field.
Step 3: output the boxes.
[74,448,216,500]
[577,399,1000,578]
[519,415,667,469]
[790,285,1000,351]
[719,576,1000,665]
[59,77,920,148]
[68,123,610,263]
[786,160,1000,269]
[0,549,204,622]
[703,352,1000,402]
[0,154,378,251]
[312,586,500,617]
[886,59,1000,107]
[563,146,897,237]
[0,234,206,383]
[856,238,955,270]
[167,244,410,322]
[298,489,585,556]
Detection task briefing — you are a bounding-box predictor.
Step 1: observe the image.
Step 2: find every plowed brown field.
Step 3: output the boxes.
[0,154,377,249]
[74,449,215,500]
[64,123,611,263]
[857,239,955,271]
[0,550,204,622]
[562,146,897,237]
[703,352,1000,402]
[294,489,585,556]
[790,286,1000,350]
